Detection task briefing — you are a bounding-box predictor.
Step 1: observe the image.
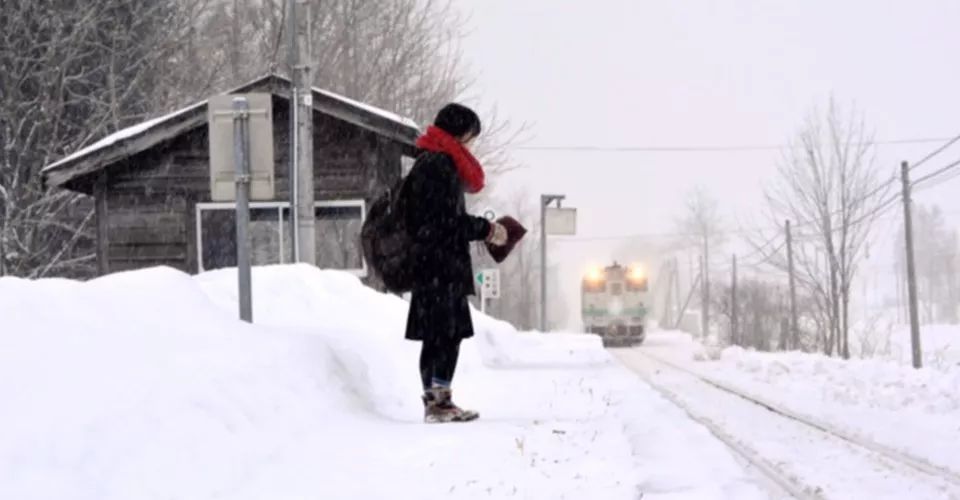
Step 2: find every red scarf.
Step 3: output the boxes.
[415,126,485,194]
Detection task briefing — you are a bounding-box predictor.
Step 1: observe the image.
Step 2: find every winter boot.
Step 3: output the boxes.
[422,387,479,423]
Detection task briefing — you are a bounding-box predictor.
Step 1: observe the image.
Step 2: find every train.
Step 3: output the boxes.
[581,261,649,347]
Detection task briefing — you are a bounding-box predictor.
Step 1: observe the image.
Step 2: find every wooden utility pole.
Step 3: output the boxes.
[287,0,315,264]
[673,257,681,327]
[786,220,799,350]
[901,161,923,368]
[731,254,738,346]
[700,252,709,338]
[704,239,711,338]
[285,0,300,262]
[662,261,674,328]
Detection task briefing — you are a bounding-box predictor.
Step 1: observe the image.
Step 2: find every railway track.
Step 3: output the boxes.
[615,348,960,500]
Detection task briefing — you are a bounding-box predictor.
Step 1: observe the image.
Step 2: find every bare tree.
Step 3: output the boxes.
[753,99,890,358]
[5,0,523,280]
[894,204,960,324]
[0,0,190,278]
[675,187,725,336]
[468,190,541,330]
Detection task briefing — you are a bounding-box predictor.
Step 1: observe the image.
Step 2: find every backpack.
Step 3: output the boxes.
[361,176,413,294]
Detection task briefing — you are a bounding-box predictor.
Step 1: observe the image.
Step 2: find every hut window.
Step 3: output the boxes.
[197,203,287,272]
[280,200,367,275]
[314,201,365,272]
[196,200,367,276]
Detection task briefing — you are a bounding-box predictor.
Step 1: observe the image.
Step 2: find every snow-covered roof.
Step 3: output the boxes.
[314,87,419,130]
[42,73,420,181]
[43,102,206,173]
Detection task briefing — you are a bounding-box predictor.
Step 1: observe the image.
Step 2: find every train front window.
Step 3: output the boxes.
[611,283,623,296]
[583,280,606,293]
[627,279,648,292]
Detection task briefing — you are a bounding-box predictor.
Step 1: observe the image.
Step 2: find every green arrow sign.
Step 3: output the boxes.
[476,272,484,285]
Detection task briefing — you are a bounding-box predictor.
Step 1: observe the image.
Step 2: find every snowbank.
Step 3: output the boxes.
[1,265,764,500]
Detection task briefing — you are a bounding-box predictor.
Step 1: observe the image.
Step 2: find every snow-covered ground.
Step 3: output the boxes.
[642,330,960,479]
[0,265,768,500]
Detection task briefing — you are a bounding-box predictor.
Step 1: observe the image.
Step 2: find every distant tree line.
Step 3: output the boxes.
[1,0,522,279]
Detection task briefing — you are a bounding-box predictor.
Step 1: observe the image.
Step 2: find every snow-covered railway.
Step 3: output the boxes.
[615,349,960,500]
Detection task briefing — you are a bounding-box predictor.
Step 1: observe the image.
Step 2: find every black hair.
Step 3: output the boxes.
[433,103,482,139]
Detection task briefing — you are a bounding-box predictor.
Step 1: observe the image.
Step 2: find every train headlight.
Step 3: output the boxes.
[628,264,646,282]
[586,266,604,282]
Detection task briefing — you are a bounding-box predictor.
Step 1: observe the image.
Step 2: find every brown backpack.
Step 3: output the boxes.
[361,177,413,293]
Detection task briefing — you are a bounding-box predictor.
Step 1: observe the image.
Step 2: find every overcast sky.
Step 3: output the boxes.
[458,0,960,329]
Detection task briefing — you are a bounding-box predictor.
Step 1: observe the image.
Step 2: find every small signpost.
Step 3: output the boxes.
[476,269,500,314]
[208,94,275,323]
[540,194,576,331]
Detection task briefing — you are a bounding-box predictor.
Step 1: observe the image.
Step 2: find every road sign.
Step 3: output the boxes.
[208,93,275,201]
[480,269,500,299]
[545,207,577,235]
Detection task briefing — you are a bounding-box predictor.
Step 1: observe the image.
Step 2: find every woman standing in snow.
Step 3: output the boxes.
[404,103,508,423]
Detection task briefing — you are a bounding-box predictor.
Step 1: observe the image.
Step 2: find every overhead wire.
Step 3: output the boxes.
[909,133,960,170]
[911,157,960,189]
[513,137,959,154]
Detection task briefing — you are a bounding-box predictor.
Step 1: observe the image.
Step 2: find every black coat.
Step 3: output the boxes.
[404,151,491,297]
[403,151,490,342]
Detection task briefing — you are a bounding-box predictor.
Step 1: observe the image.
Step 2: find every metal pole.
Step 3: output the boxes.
[540,195,547,332]
[901,161,923,368]
[233,97,253,323]
[731,254,738,346]
[286,0,300,262]
[786,220,799,350]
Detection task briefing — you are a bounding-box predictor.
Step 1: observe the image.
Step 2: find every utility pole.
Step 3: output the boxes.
[702,237,711,339]
[288,0,315,264]
[662,261,675,328]
[672,258,680,328]
[901,161,923,368]
[786,220,799,350]
[285,0,300,262]
[699,254,707,338]
[731,254,738,346]
[673,257,681,326]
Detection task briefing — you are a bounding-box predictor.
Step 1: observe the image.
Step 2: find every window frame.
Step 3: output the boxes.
[195,199,367,277]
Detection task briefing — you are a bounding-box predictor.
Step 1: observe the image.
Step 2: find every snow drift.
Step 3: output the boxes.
[1,265,764,499]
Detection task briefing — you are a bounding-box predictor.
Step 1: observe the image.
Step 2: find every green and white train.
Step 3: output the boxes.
[581,261,649,347]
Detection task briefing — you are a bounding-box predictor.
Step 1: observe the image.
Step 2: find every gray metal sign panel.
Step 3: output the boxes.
[208,94,276,201]
[545,207,577,235]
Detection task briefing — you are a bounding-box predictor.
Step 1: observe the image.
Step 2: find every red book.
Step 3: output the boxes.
[485,216,527,263]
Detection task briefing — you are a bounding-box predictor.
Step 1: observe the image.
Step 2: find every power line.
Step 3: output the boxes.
[849,192,903,229]
[550,223,790,243]
[740,232,782,263]
[911,157,960,189]
[910,133,960,170]
[789,173,898,232]
[513,137,958,154]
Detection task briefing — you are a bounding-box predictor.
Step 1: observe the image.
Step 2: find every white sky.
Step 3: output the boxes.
[459,0,960,329]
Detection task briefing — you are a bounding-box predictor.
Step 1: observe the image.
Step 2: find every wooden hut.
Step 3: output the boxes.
[42,73,419,278]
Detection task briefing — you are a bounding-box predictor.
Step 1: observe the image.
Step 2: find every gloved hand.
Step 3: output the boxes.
[486,222,508,246]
